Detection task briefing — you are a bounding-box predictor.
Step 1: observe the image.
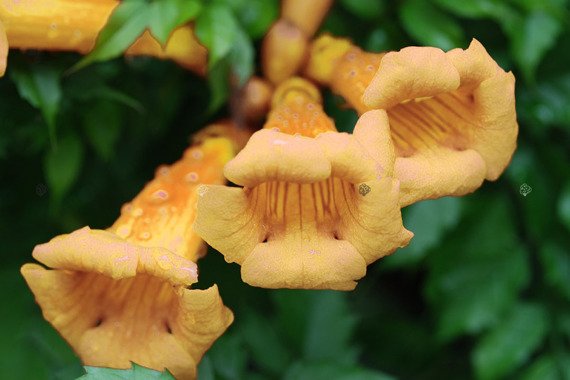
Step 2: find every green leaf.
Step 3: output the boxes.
[229,25,254,86]
[433,0,512,19]
[425,196,530,340]
[509,10,562,82]
[539,243,570,299]
[207,333,247,380]
[148,0,202,45]
[384,197,462,268]
[232,0,278,39]
[340,0,384,20]
[78,363,174,379]
[303,291,358,363]
[11,64,62,147]
[83,101,123,161]
[44,133,84,201]
[241,310,291,374]
[473,303,549,380]
[284,361,396,380]
[196,355,214,380]
[195,4,239,69]
[73,0,150,71]
[400,0,464,51]
[558,182,570,231]
[520,355,561,380]
[206,58,231,113]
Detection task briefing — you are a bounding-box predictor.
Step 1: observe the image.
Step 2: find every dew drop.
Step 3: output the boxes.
[159,206,169,216]
[116,225,132,238]
[191,150,203,160]
[131,207,144,217]
[185,172,199,183]
[121,203,133,215]
[150,189,169,203]
[156,165,170,177]
[143,217,151,224]
[138,231,152,241]
[366,64,375,72]
[348,70,356,77]
[347,52,356,61]
[50,22,57,30]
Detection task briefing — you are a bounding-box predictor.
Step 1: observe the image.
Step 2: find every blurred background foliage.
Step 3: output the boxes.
[1,0,570,379]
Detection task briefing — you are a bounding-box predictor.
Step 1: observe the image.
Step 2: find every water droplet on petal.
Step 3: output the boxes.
[191,150,203,160]
[185,172,199,183]
[156,165,170,177]
[116,226,132,238]
[138,231,151,241]
[132,208,144,217]
[150,189,169,203]
[121,203,133,215]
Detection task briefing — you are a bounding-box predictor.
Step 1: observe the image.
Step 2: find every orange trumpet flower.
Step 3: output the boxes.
[306,35,518,206]
[21,123,246,379]
[195,78,412,290]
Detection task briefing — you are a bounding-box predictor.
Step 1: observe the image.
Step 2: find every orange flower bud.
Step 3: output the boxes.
[0,20,7,77]
[281,0,334,37]
[261,20,308,85]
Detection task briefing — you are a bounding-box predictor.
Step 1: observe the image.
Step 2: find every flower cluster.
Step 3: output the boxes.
[6,0,517,378]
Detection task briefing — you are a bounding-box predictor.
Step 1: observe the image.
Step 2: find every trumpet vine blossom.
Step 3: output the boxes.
[306,35,518,206]
[21,129,241,379]
[195,78,412,290]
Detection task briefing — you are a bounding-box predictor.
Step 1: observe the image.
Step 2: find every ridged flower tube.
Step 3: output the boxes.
[0,0,207,74]
[306,35,518,206]
[195,78,412,290]
[21,125,242,379]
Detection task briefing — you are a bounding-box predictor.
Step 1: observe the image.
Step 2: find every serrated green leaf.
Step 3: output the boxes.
[73,0,150,71]
[83,101,123,161]
[79,362,175,379]
[473,303,549,380]
[425,196,530,341]
[558,182,570,231]
[195,4,239,69]
[400,0,464,50]
[285,361,396,380]
[509,10,562,82]
[11,64,61,147]
[340,0,384,20]
[539,243,570,299]
[384,197,462,268]
[44,133,84,201]
[148,0,201,45]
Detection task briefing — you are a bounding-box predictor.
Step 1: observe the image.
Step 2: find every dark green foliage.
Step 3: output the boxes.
[1,0,570,379]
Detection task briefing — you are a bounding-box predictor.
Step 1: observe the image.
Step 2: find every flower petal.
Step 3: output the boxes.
[337,178,412,263]
[281,0,333,37]
[224,129,332,187]
[262,20,308,85]
[241,237,366,290]
[395,148,487,206]
[362,46,460,109]
[352,110,395,177]
[446,38,500,92]
[194,185,264,264]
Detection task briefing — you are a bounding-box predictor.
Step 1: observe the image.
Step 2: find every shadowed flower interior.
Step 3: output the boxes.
[20,130,242,379]
[0,0,207,73]
[306,35,518,206]
[195,78,412,291]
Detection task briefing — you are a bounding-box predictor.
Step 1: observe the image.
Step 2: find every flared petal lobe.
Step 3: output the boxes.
[21,227,233,380]
[307,37,518,206]
[196,79,411,290]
